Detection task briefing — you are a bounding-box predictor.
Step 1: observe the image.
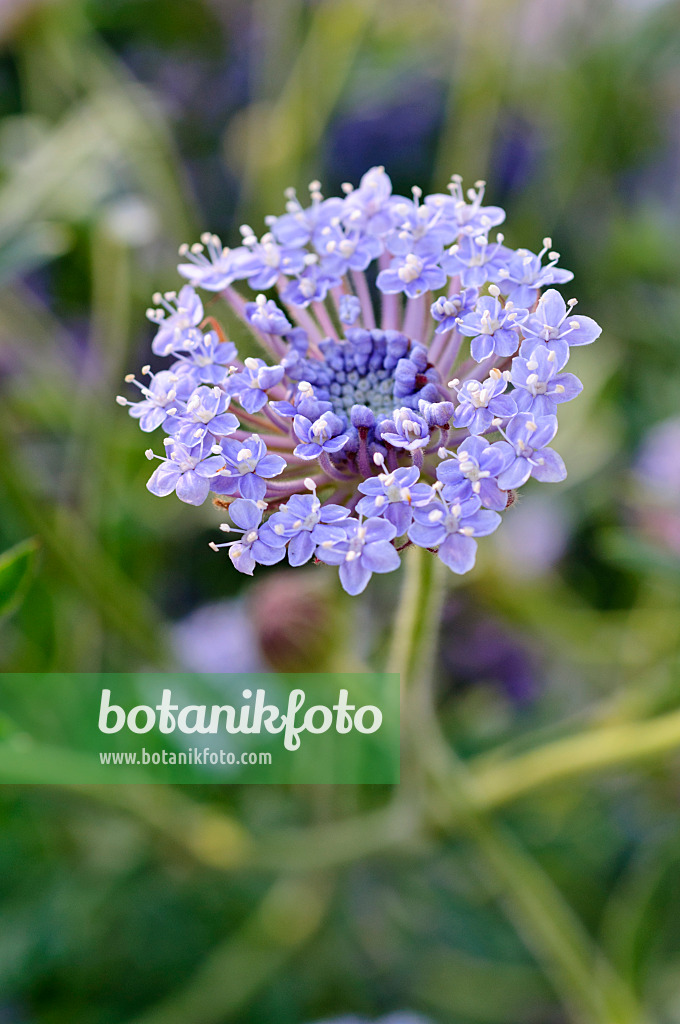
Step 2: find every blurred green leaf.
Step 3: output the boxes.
[599,529,680,582]
[416,947,551,1023]
[0,537,38,619]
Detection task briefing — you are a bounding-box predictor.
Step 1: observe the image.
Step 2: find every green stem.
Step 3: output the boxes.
[391,546,647,1024]
[433,764,647,1024]
[125,877,331,1024]
[387,544,448,697]
[387,546,452,787]
[469,709,680,808]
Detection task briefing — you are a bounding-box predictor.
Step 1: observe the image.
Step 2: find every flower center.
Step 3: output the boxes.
[398,254,424,283]
[237,449,258,474]
[291,329,442,438]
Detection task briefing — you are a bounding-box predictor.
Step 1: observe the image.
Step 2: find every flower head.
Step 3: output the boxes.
[121,167,600,594]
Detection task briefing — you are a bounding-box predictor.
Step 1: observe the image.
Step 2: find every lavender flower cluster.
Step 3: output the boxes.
[119,167,601,595]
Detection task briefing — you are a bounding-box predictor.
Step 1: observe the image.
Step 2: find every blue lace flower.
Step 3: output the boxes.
[357,463,432,535]
[496,239,574,308]
[210,435,287,501]
[495,413,567,489]
[455,287,527,361]
[450,369,517,435]
[316,517,401,595]
[510,345,582,417]
[224,357,285,414]
[263,488,349,566]
[145,438,226,506]
[431,288,478,334]
[122,167,600,594]
[147,285,204,356]
[409,493,501,574]
[209,498,285,575]
[117,369,181,433]
[166,385,240,447]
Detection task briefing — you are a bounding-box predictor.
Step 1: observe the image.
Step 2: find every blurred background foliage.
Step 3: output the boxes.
[2,0,680,1022]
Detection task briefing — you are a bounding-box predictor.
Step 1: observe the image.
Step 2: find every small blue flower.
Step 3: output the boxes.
[341,165,396,236]
[456,288,527,362]
[495,239,573,308]
[167,385,240,447]
[316,516,401,595]
[441,234,511,289]
[225,357,285,414]
[147,285,204,356]
[270,183,344,248]
[381,407,431,451]
[118,369,181,433]
[245,295,292,336]
[180,329,237,386]
[211,435,287,501]
[376,252,446,299]
[212,499,286,575]
[445,175,506,237]
[338,294,362,325]
[293,411,349,459]
[263,489,350,566]
[521,288,602,349]
[451,369,516,435]
[430,288,479,334]
[385,190,455,256]
[409,493,501,573]
[238,232,307,290]
[178,234,241,291]
[316,223,382,277]
[495,413,567,489]
[270,382,333,421]
[511,345,582,417]
[436,435,509,511]
[357,464,432,535]
[282,263,335,307]
[146,437,225,506]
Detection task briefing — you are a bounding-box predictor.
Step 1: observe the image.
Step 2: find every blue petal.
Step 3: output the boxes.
[229,498,262,530]
[239,474,267,501]
[339,559,373,596]
[497,457,532,490]
[438,534,477,574]
[146,463,180,498]
[287,531,315,566]
[175,470,210,506]
[362,540,401,574]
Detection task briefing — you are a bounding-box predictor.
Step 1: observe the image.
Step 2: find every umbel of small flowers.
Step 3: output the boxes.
[119,167,601,595]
